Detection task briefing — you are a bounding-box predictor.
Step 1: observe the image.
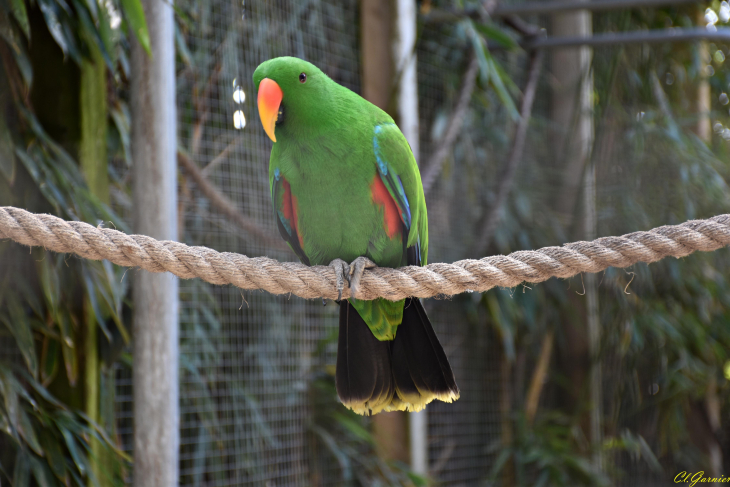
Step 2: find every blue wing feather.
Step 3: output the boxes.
[373,123,424,265]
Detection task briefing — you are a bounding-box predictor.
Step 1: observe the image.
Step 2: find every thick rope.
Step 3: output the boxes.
[1,206,729,301]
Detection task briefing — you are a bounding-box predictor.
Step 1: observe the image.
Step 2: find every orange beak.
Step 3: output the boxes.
[257,78,283,142]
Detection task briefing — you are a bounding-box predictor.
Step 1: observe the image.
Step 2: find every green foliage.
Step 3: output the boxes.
[308,373,428,486]
[420,0,730,483]
[0,0,145,483]
[463,18,519,120]
[118,0,150,55]
[0,365,131,486]
[489,412,610,487]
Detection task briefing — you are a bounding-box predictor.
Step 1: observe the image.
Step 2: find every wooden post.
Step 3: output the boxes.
[130,0,179,485]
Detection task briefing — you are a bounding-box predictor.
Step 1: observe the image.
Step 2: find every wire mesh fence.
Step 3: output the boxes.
[112,1,694,484]
[110,1,513,484]
[118,0,372,484]
[0,0,725,485]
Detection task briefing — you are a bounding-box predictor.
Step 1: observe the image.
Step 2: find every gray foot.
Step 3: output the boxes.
[328,258,350,301]
[349,256,377,300]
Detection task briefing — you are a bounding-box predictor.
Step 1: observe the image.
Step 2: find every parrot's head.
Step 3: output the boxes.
[253,57,334,143]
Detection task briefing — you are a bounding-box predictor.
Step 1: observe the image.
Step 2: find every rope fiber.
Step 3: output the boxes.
[1,206,729,301]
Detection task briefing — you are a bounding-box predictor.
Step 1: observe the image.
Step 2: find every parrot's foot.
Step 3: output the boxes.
[328,257,377,300]
[328,258,351,301]
[348,256,377,300]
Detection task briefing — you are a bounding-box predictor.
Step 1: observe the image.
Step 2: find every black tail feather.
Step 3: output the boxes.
[335,301,394,415]
[390,298,459,410]
[334,244,459,414]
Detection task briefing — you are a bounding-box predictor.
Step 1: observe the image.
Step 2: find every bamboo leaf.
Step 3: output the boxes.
[486,55,519,120]
[28,455,56,487]
[474,22,518,49]
[119,0,151,55]
[13,149,61,214]
[175,22,193,67]
[332,412,374,445]
[3,300,38,377]
[0,367,21,439]
[3,368,39,412]
[95,265,129,343]
[17,370,66,409]
[489,448,513,480]
[0,111,16,185]
[82,267,113,342]
[97,8,117,68]
[110,104,131,167]
[38,257,60,317]
[16,278,44,320]
[36,0,70,57]
[0,410,10,436]
[58,423,87,476]
[77,411,133,462]
[0,12,32,84]
[73,0,113,68]
[9,0,30,38]
[310,425,353,483]
[83,0,98,22]
[17,408,43,455]
[466,19,518,120]
[40,336,60,386]
[39,429,67,480]
[59,18,83,65]
[58,313,78,386]
[12,451,30,487]
[406,472,429,487]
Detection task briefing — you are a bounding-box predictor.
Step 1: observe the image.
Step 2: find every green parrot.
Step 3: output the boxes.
[253,56,459,415]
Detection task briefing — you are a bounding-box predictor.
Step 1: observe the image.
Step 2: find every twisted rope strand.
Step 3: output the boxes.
[2,206,729,301]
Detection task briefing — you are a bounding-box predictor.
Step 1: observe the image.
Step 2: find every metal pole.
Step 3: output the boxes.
[494,0,700,17]
[130,0,178,484]
[525,27,730,49]
[393,0,428,476]
[423,0,700,22]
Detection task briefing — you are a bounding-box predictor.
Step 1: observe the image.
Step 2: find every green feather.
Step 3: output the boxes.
[350,298,404,341]
[254,57,428,340]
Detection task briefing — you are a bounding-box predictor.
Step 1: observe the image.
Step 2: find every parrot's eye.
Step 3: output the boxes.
[299,73,307,83]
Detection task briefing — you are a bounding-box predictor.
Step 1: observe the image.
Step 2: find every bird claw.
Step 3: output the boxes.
[328,258,350,302]
[349,256,377,300]
[328,256,377,301]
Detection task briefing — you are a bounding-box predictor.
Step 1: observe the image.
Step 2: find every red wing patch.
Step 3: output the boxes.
[370,175,402,239]
[281,178,304,248]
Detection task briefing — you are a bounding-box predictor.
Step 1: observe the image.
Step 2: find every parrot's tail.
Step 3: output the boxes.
[336,301,395,415]
[389,298,460,412]
[335,299,460,415]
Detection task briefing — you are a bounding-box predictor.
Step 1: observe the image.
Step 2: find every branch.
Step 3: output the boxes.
[524,329,554,424]
[176,151,287,251]
[421,56,480,196]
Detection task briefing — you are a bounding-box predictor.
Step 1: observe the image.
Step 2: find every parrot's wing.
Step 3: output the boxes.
[272,168,310,265]
[373,123,428,265]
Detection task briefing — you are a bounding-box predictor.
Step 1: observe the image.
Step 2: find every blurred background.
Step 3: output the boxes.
[1,0,730,485]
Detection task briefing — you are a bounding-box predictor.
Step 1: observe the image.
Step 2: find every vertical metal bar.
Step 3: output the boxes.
[394,0,420,160]
[130,0,178,484]
[393,0,428,476]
